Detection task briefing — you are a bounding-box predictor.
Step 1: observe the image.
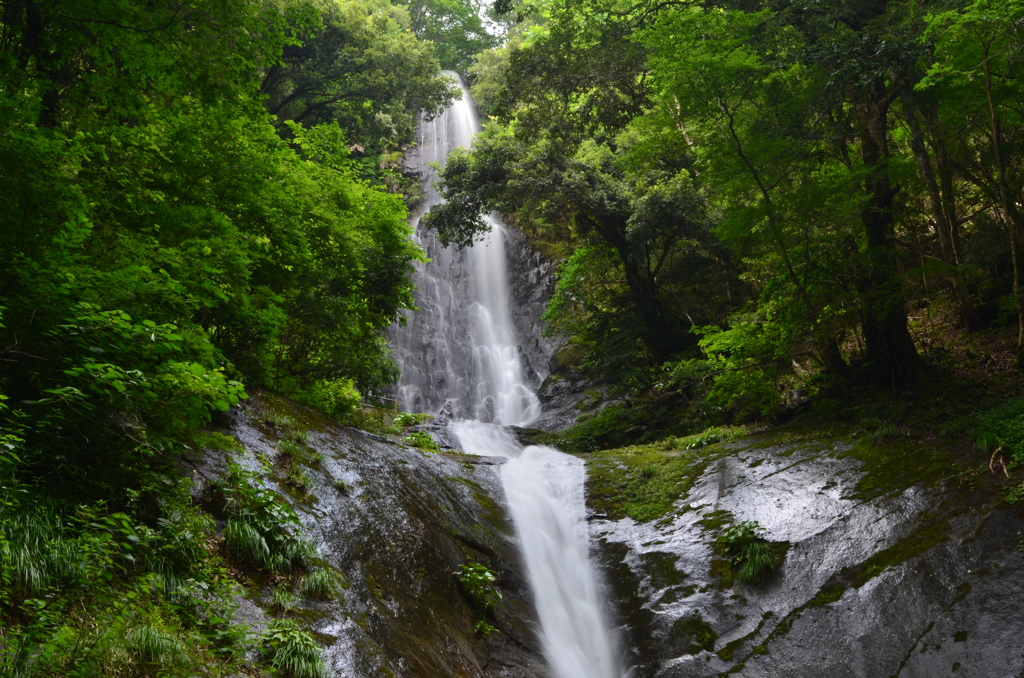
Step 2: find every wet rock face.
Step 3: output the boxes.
[191,396,546,678]
[589,427,1024,677]
[503,227,557,391]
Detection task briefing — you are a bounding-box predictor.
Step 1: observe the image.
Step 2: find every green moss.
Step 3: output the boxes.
[194,431,244,453]
[447,477,510,534]
[670,614,718,655]
[258,393,331,433]
[853,521,950,588]
[639,551,688,589]
[715,611,774,661]
[698,509,734,533]
[584,442,729,522]
[840,436,958,500]
[709,555,735,591]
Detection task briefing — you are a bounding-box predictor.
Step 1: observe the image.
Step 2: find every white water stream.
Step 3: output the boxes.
[394,74,626,678]
[454,422,626,678]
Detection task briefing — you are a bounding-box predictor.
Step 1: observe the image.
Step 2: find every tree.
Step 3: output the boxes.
[397,0,498,71]
[262,0,459,151]
[0,0,424,498]
[426,118,736,372]
[920,0,1024,361]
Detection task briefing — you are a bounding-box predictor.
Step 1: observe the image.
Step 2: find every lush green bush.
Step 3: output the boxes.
[969,397,1024,467]
[457,562,503,610]
[300,379,363,419]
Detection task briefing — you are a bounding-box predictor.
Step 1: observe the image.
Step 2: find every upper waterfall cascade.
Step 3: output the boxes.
[392,74,628,678]
[392,72,540,427]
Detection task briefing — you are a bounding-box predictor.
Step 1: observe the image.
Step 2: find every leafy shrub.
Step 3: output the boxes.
[394,412,432,427]
[457,562,502,610]
[970,397,1024,466]
[402,431,439,451]
[262,620,331,678]
[302,378,362,419]
[717,521,784,585]
[1005,483,1024,505]
[475,620,499,637]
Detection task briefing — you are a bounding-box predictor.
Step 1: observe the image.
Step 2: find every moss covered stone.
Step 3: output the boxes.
[670,614,718,655]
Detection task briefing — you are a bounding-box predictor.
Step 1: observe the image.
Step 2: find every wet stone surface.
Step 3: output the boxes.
[588,426,1024,678]
[503,226,557,391]
[189,395,547,678]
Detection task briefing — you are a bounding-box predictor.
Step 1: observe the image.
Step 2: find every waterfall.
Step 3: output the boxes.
[454,422,626,678]
[392,72,540,426]
[393,73,626,678]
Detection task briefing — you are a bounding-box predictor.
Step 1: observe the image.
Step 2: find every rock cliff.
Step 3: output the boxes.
[190,395,546,677]
[588,425,1024,677]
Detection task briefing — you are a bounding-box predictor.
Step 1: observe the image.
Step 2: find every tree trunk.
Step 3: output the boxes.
[588,213,682,363]
[982,38,1024,365]
[850,81,921,388]
[903,101,973,327]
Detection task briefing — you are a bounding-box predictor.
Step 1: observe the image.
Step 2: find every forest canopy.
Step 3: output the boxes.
[431,0,1024,420]
[0,1,460,673]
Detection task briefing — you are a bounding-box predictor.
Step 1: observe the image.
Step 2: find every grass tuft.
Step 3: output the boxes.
[126,624,188,665]
[224,519,270,568]
[262,620,331,678]
[300,567,345,600]
[718,521,785,585]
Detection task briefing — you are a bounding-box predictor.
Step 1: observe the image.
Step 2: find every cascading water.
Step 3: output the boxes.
[392,72,540,426]
[454,422,626,678]
[394,73,626,678]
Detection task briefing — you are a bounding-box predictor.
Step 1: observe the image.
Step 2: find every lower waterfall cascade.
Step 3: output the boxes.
[393,73,627,678]
[454,422,626,678]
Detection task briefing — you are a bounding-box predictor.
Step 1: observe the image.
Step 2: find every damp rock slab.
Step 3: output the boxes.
[589,427,1024,678]
[189,395,547,678]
